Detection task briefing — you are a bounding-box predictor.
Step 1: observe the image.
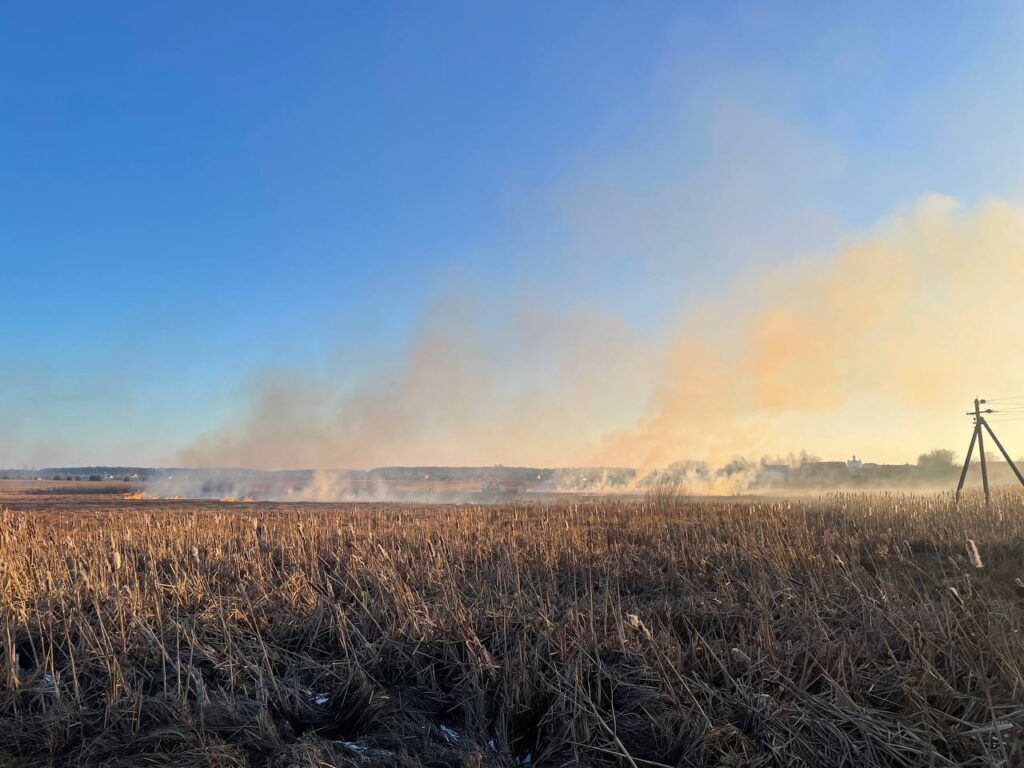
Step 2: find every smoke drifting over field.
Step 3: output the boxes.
[182,304,653,470]
[183,197,1024,472]
[611,195,1024,472]
[145,469,480,504]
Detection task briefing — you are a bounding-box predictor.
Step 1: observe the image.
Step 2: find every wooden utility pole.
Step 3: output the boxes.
[955,396,1024,505]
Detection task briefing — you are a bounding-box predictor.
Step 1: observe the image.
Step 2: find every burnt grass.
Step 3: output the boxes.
[1,490,1023,767]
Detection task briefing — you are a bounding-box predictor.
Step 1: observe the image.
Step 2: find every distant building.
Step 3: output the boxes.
[846,455,863,473]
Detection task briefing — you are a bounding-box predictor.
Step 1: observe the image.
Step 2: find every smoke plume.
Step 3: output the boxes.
[183,196,1024,472]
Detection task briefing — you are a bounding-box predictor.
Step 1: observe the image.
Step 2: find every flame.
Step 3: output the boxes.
[123,491,248,503]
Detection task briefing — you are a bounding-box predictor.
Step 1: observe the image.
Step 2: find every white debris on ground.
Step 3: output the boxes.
[335,720,531,762]
[335,741,395,759]
[313,693,330,706]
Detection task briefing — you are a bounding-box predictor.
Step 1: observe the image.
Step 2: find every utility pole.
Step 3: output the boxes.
[975,398,990,505]
[955,396,1024,505]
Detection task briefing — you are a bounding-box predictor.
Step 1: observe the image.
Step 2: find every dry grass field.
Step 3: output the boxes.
[1,485,1023,767]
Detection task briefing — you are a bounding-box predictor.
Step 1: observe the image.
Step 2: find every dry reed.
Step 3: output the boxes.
[1,489,1023,766]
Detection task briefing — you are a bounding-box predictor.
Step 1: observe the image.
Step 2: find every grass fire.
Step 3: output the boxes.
[6,4,1024,767]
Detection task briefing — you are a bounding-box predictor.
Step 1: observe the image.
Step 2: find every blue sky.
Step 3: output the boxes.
[2,2,1023,467]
